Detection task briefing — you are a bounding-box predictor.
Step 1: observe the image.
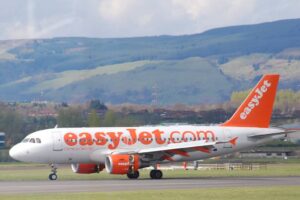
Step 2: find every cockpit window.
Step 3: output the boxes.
[22,138,30,143]
[22,137,41,144]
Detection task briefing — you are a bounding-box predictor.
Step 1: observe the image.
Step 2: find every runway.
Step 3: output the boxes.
[1,176,300,194]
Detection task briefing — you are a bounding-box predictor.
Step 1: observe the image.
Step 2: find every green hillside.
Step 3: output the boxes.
[44,57,234,104]
[0,19,300,104]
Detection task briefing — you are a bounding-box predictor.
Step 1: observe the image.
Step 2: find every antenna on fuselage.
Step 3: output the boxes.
[54,124,58,129]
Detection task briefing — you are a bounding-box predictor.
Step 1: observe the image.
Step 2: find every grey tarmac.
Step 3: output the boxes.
[0,176,300,194]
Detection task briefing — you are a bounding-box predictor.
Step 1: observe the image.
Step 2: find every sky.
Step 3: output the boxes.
[0,0,300,40]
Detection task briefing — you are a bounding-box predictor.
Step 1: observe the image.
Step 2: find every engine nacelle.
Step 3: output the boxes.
[105,154,139,174]
[71,163,104,174]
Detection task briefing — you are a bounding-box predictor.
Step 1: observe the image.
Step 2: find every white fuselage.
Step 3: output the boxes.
[9,125,285,165]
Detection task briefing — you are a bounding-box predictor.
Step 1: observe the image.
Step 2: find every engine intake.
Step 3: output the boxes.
[105,154,139,174]
[71,163,104,174]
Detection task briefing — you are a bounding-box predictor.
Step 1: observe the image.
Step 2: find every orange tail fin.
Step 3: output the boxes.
[222,74,279,128]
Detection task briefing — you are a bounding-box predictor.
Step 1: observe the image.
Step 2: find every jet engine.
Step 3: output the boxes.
[71,163,104,174]
[105,154,139,174]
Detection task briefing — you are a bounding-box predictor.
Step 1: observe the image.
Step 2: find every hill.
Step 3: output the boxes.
[0,19,300,104]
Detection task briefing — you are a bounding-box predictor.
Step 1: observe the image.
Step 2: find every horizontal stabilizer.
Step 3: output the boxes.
[247,130,295,138]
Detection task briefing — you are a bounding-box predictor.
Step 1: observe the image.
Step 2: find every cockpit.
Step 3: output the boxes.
[22,138,42,143]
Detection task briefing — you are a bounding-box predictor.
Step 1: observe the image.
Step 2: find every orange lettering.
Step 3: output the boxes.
[107,132,123,149]
[79,132,93,145]
[152,129,165,144]
[139,131,152,145]
[94,132,107,146]
[170,131,180,144]
[64,132,77,146]
[196,131,215,141]
[122,129,137,145]
[182,131,196,142]
[205,131,215,141]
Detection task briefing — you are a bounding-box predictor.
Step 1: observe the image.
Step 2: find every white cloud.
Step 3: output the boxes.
[171,0,211,20]
[98,0,132,20]
[0,0,300,40]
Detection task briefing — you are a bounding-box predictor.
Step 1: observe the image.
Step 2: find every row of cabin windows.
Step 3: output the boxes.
[22,138,41,143]
[67,137,218,143]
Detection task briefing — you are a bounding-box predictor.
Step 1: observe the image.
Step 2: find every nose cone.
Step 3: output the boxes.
[9,144,23,161]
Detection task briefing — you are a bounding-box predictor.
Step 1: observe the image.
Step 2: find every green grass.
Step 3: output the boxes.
[1,186,300,200]
[1,163,300,181]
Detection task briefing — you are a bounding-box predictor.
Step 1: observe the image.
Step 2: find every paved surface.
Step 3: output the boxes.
[1,176,300,194]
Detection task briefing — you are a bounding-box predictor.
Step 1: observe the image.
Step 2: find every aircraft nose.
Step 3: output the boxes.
[9,145,23,161]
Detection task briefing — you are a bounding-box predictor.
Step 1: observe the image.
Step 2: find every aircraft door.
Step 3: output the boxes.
[52,130,63,151]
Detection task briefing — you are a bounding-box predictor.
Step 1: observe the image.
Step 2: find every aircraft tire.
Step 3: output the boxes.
[150,170,163,179]
[49,173,57,180]
[127,171,139,179]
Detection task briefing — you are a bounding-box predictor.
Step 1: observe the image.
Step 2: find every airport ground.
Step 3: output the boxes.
[0,162,300,199]
[1,162,300,181]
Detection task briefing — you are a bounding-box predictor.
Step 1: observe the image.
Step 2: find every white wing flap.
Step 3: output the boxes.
[138,140,216,154]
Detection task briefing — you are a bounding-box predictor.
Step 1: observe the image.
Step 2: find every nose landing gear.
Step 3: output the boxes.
[49,164,58,180]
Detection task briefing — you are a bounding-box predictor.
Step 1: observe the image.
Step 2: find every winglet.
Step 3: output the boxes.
[222,74,280,128]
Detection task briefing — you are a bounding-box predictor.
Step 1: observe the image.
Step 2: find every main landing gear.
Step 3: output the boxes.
[127,171,140,179]
[49,164,58,180]
[150,169,163,179]
[126,170,163,179]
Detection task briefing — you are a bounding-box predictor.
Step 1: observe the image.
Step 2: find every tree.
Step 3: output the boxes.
[103,110,117,127]
[88,110,101,127]
[57,107,86,127]
[89,100,107,111]
[115,115,141,126]
[0,107,25,145]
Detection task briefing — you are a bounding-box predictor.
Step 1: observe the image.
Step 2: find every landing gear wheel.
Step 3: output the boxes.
[49,164,58,181]
[49,173,57,180]
[127,171,139,179]
[150,170,163,179]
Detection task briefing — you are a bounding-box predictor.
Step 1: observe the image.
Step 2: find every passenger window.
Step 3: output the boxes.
[36,138,41,143]
[29,138,35,143]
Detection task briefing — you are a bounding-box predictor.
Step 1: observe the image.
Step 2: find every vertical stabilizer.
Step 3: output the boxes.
[222,74,279,128]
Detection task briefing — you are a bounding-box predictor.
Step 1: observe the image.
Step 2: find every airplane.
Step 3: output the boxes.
[9,74,292,180]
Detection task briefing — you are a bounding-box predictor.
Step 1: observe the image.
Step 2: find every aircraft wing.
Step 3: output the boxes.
[110,140,226,156]
[110,137,239,155]
[138,140,216,154]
